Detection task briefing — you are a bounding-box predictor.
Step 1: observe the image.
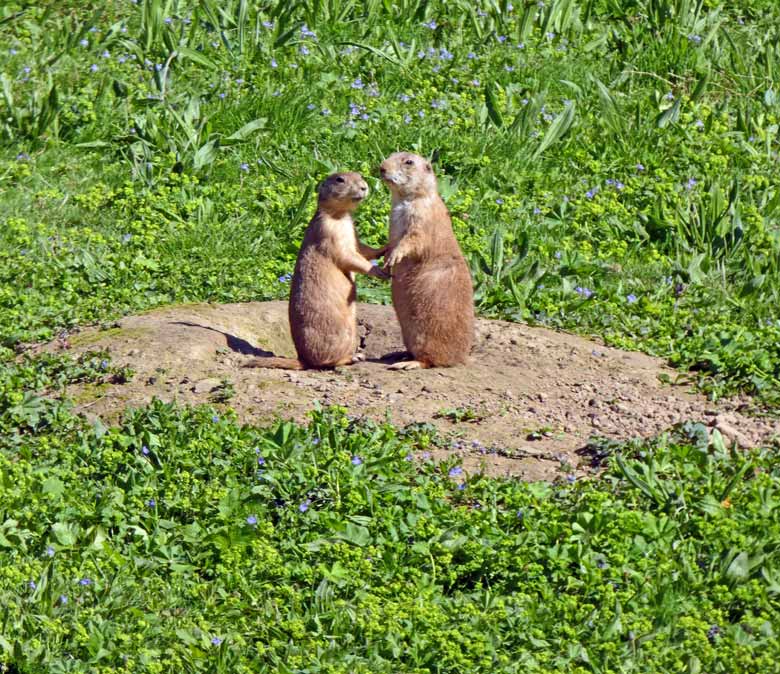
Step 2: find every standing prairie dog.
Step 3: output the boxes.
[245,172,388,370]
[379,152,474,369]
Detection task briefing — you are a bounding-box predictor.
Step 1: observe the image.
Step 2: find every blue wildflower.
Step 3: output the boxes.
[299,499,312,513]
[351,455,363,466]
[246,515,258,525]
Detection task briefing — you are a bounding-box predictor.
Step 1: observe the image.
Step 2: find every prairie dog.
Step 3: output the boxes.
[379,152,474,369]
[245,172,387,370]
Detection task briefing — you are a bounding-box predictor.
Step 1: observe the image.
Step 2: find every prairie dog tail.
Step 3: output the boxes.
[243,356,305,370]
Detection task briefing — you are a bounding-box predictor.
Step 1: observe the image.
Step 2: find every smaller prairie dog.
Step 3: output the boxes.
[380,152,474,369]
[245,172,387,370]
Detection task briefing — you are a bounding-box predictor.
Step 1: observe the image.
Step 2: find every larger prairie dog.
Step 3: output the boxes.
[245,172,387,370]
[379,152,474,369]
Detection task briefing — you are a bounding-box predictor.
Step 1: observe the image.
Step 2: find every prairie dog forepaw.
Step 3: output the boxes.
[385,247,406,270]
[368,265,390,280]
[351,353,366,363]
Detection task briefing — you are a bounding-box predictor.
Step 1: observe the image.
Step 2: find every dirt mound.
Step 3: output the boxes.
[46,301,779,481]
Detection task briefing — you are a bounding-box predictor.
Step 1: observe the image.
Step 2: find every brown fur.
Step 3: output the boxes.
[245,172,387,370]
[379,152,474,369]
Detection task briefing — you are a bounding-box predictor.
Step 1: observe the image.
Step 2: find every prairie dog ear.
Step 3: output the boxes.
[425,162,432,172]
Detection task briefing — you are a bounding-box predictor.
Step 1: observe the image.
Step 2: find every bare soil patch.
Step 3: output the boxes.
[44,301,779,481]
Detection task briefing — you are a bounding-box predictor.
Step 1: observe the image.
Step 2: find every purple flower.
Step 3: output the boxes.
[405,453,414,461]
[546,32,556,39]
[270,58,278,68]
[495,198,504,205]
[79,39,89,47]
[218,92,226,99]
[212,415,219,423]
[141,445,149,455]
[79,578,91,586]
[246,515,258,525]
[16,152,30,161]
[636,163,645,171]
[9,48,17,55]
[239,162,249,172]
[497,35,507,43]
[695,119,704,128]
[262,20,274,29]
[46,546,55,557]
[300,24,316,39]
[278,272,292,283]
[351,77,364,89]
[566,474,576,483]
[665,91,675,101]
[627,293,638,303]
[554,251,562,259]
[321,108,331,116]
[90,64,99,72]
[449,466,463,477]
[29,580,36,590]
[299,499,312,513]
[688,34,702,44]
[118,55,127,64]
[504,65,514,72]
[585,189,596,199]
[457,483,466,490]
[299,45,310,56]
[101,50,110,58]
[147,498,156,507]
[467,52,476,59]
[398,93,411,103]
[575,286,593,299]
[351,455,363,466]
[211,636,222,646]
[403,114,412,124]
[686,177,697,190]
[533,207,542,214]
[615,180,625,190]
[423,20,438,29]
[470,79,480,86]
[164,17,173,25]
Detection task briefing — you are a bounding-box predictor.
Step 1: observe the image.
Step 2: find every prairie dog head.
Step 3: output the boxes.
[379,152,437,199]
[318,172,369,215]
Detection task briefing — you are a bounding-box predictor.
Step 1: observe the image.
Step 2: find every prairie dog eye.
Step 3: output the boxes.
[404,159,414,166]
[336,176,345,183]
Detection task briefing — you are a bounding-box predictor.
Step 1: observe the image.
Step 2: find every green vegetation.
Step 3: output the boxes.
[1,0,779,671]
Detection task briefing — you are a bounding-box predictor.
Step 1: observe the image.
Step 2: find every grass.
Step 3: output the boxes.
[1,0,780,671]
